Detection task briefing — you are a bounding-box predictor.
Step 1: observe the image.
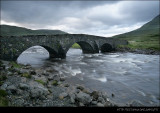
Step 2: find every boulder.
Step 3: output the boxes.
[76,91,92,105]
[30,86,49,99]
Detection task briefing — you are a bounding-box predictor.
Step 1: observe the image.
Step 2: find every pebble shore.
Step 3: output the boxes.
[0,59,146,107]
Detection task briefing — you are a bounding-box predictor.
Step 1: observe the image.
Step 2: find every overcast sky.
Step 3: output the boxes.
[1,0,159,37]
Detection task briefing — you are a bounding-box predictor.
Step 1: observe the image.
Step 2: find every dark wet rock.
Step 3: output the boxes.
[90,91,99,100]
[60,77,65,81]
[30,70,36,75]
[52,74,60,81]
[77,85,84,91]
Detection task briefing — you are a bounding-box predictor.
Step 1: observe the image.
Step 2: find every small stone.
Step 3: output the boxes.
[104,101,111,107]
[21,77,27,83]
[97,102,104,107]
[7,85,17,93]
[59,92,68,99]
[30,70,36,75]
[1,83,8,90]
[60,77,65,81]
[77,85,84,91]
[70,97,75,104]
[47,84,52,88]
[19,83,29,90]
[106,98,109,102]
[64,84,69,87]
[79,102,85,107]
[48,76,54,81]
[82,89,90,94]
[90,91,99,100]
[98,97,105,104]
[91,101,97,105]
[112,93,115,97]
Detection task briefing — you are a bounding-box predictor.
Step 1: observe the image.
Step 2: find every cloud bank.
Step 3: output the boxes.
[1,1,159,37]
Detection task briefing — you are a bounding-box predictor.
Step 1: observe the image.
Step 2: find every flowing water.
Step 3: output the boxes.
[17,46,160,106]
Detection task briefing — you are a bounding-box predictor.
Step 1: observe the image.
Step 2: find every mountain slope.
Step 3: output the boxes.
[113,15,160,50]
[0,25,68,36]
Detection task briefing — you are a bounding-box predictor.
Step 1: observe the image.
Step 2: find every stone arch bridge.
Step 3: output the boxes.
[0,34,128,61]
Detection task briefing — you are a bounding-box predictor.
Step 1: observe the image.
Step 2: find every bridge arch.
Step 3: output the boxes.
[66,41,95,54]
[15,45,60,61]
[100,43,113,53]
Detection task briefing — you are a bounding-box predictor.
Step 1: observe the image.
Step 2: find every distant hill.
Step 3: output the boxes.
[0,25,68,36]
[113,15,160,50]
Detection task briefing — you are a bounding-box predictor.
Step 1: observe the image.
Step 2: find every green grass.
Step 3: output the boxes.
[9,61,23,68]
[35,80,46,85]
[52,80,58,86]
[0,89,8,107]
[21,72,31,78]
[71,43,81,49]
[116,34,159,50]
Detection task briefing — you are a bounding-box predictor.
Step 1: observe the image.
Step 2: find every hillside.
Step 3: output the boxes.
[113,15,160,50]
[0,25,68,36]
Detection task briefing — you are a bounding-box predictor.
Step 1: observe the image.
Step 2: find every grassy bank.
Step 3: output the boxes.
[117,33,160,50]
[114,15,160,51]
[71,43,81,49]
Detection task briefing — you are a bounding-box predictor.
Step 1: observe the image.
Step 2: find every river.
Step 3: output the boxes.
[17,46,159,106]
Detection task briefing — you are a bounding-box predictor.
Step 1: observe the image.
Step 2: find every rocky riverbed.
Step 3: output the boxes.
[0,60,122,107]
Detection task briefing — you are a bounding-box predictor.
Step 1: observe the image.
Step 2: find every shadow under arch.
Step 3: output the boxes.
[100,43,113,53]
[16,45,60,61]
[40,45,60,58]
[66,41,95,54]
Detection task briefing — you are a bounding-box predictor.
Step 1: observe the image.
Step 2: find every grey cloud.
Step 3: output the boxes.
[1,1,159,36]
